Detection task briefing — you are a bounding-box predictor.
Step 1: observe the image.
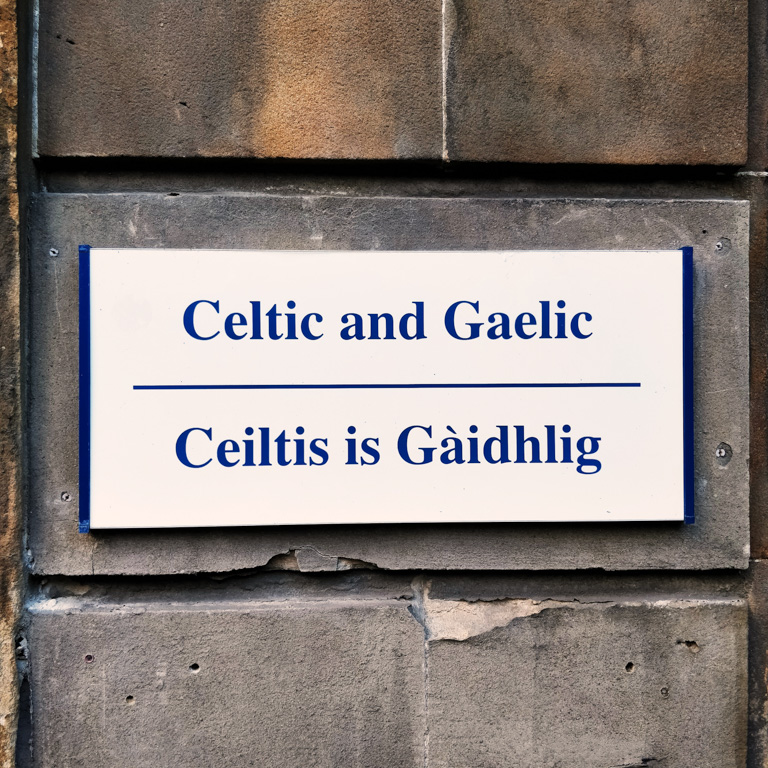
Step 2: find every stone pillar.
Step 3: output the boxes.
[0,0,20,765]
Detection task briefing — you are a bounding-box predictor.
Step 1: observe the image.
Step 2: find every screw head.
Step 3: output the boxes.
[60,492,72,502]
[714,237,732,254]
[48,248,59,257]
[715,442,733,466]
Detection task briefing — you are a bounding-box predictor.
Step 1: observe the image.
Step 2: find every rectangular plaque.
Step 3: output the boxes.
[79,247,692,530]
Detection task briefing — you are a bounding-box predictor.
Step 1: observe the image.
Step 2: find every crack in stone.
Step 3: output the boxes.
[262,547,378,573]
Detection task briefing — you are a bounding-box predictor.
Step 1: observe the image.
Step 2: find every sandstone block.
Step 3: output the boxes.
[426,597,747,767]
[446,0,748,164]
[29,598,425,767]
[37,0,442,159]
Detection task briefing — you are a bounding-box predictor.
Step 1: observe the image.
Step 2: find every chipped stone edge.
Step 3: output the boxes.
[409,578,746,643]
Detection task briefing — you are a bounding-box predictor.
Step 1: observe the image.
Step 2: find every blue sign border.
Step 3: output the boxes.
[682,246,695,524]
[77,246,695,532]
[78,245,91,533]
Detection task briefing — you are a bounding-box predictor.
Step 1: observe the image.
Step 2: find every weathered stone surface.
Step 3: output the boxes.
[748,561,768,766]
[747,0,768,170]
[27,194,749,574]
[28,597,424,767]
[26,580,748,767]
[746,178,768,559]
[446,0,748,164]
[425,596,747,768]
[0,0,21,765]
[36,0,442,159]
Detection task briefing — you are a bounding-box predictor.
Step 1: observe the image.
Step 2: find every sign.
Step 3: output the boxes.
[78,247,693,530]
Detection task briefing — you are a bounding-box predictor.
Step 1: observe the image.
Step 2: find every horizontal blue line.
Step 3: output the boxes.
[134,383,641,391]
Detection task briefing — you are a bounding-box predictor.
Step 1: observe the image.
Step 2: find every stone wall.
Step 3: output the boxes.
[4,0,766,765]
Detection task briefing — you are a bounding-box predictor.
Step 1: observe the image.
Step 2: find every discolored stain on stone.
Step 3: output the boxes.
[446,0,748,164]
[250,0,441,158]
[36,0,442,159]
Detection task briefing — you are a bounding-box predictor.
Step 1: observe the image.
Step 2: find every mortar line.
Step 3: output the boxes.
[423,627,430,768]
[417,578,431,768]
[441,0,447,161]
[31,0,39,158]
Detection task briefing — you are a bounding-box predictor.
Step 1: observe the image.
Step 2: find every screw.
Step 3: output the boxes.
[49,248,59,257]
[84,654,95,664]
[660,687,669,698]
[715,237,731,254]
[60,492,72,502]
[715,442,732,466]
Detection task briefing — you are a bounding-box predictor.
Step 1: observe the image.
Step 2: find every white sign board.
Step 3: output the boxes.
[79,248,693,530]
